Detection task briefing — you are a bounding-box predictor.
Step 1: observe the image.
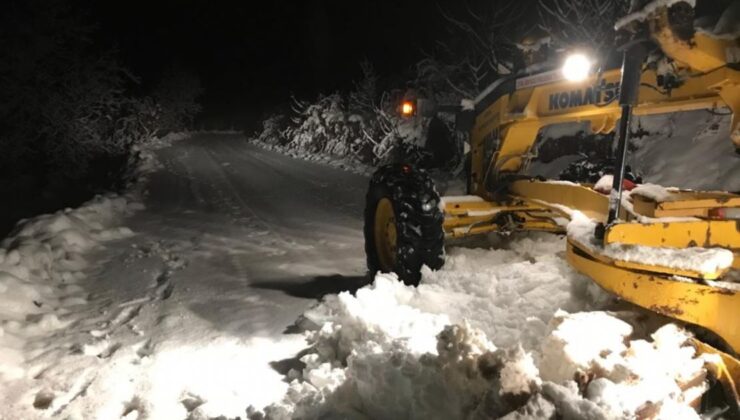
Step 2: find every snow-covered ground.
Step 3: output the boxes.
[0,130,732,419]
[1,133,369,419]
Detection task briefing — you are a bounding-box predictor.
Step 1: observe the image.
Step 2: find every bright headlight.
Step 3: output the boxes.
[562,53,592,82]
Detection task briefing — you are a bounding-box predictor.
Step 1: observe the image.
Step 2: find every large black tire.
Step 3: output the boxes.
[364,164,445,286]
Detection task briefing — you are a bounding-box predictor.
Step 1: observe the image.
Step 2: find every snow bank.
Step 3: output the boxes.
[252,140,375,177]
[539,314,708,419]
[146,131,192,150]
[252,234,712,419]
[0,193,141,380]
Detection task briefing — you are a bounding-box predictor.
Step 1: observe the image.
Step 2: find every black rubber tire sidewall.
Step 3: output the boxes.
[364,164,445,286]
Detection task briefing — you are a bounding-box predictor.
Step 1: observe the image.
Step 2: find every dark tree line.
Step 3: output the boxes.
[0,0,202,183]
[0,0,202,235]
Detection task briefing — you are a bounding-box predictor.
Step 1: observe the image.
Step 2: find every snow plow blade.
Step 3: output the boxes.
[565,240,740,353]
[566,240,740,403]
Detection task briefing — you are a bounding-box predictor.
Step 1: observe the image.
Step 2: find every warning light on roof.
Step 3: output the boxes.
[401,101,414,117]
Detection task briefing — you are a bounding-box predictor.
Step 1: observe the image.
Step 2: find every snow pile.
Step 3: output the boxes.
[0,193,141,381]
[253,236,712,419]
[537,313,708,419]
[592,174,613,193]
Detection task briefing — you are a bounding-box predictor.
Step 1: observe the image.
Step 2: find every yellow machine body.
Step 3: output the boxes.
[441,4,740,402]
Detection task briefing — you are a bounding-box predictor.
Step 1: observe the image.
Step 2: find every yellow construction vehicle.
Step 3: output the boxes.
[364,0,739,411]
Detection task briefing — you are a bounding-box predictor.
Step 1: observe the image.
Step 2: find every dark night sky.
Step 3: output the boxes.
[89,0,458,127]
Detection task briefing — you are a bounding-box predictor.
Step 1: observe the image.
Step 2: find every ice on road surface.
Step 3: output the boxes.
[1,133,369,419]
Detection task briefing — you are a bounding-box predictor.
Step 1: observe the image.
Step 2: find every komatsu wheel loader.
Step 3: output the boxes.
[364,0,740,411]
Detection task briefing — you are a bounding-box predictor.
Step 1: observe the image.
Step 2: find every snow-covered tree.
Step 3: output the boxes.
[538,0,630,54]
[347,60,379,115]
[152,66,204,132]
[0,0,201,186]
[414,1,536,101]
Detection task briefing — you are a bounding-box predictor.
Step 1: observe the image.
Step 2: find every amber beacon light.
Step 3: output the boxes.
[401,100,415,117]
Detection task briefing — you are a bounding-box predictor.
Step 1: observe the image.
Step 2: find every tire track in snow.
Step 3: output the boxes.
[5,133,368,419]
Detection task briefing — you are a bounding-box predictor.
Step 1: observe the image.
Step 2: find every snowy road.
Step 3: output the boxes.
[132,132,369,337]
[2,131,726,419]
[3,133,371,419]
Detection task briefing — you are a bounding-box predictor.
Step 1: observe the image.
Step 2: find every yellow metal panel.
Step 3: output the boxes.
[493,122,542,174]
[528,68,728,122]
[442,201,546,231]
[448,220,562,238]
[631,191,740,218]
[444,215,496,230]
[646,0,738,146]
[510,180,609,222]
[448,224,499,238]
[470,66,738,180]
[651,10,731,74]
[441,197,564,237]
[444,201,508,216]
[605,220,740,249]
[656,192,740,210]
